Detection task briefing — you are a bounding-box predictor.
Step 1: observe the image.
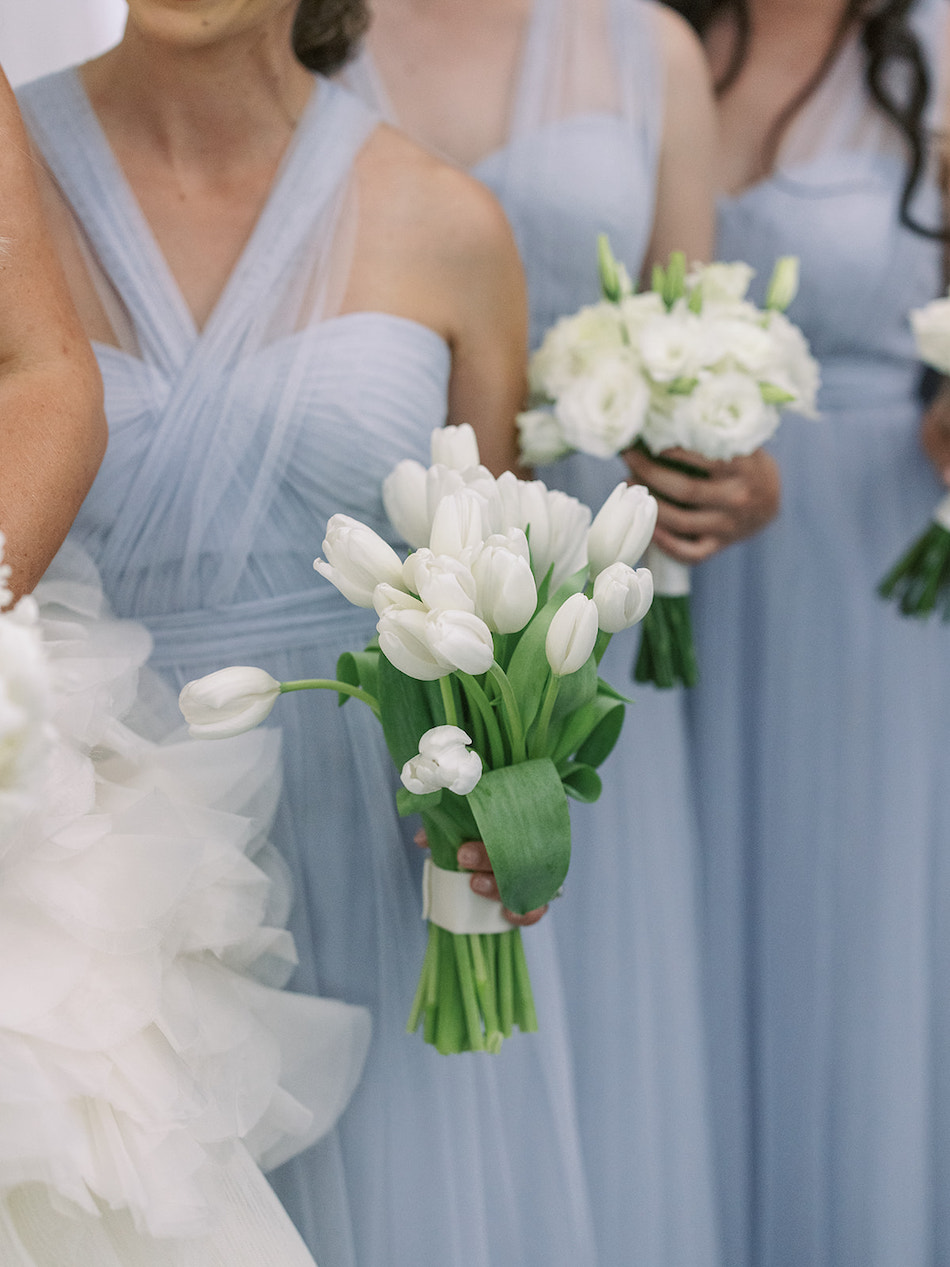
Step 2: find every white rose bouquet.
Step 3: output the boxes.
[180,426,656,1054]
[878,292,950,619]
[520,237,819,687]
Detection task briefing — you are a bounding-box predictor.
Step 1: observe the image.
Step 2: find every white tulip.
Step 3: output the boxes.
[403,549,478,614]
[516,408,571,468]
[517,481,591,590]
[179,667,281,739]
[425,608,495,675]
[470,532,538,633]
[592,563,654,633]
[428,488,486,560]
[383,459,431,549]
[545,592,599,676]
[587,482,658,578]
[373,583,426,618]
[430,424,481,471]
[314,514,406,608]
[401,725,483,796]
[378,608,452,680]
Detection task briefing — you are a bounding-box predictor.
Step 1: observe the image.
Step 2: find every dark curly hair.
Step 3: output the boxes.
[293,0,371,75]
[669,0,945,239]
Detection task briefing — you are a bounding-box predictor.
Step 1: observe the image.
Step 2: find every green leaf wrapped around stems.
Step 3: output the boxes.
[634,594,699,689]
[466,758,571,914]
[879,520,950,620]
[550,690,626,768]
[376,653,439,769]
[559,762,603,803]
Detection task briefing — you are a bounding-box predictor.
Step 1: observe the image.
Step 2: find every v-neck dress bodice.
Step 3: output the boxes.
[18,68,598,1267]
[352,4,722,1264]
[688,3,950,1264]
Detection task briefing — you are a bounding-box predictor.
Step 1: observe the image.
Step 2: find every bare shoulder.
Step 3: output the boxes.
[650,3,713,86]
[355,123,519,276]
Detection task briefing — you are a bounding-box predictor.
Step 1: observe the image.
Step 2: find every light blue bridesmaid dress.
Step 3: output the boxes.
[689,2,950,1263]
[18,70,599,1267]
[351,4,722,1263]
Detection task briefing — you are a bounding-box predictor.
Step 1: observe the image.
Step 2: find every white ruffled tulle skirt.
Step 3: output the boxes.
[0,544,371,1265]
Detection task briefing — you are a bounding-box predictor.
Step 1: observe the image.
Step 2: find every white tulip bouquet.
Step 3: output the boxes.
[878,291,950,619]
[180,426,657,1054]
[519,237,819,687]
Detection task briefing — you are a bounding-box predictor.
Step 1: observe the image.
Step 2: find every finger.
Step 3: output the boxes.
[655,500,737,539]
[456,840,491,872]
[469,871,501,901]
[503,903,548,927]
[414,829,428,850]
[652,525,723,563]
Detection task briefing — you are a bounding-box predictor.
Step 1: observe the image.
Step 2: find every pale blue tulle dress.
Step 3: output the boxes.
[688,3,950,1263]
[352,3,721,1262]
[19,71,598,1267]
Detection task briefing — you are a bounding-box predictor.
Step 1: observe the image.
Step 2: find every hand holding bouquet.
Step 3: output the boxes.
[878,292,950,619]
[180,426,657,1054]
[519,238,819,687]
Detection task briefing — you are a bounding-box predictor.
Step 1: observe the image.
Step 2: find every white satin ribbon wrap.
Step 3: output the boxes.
[645,543,692,598]
[934,490,950,531]
[422,858,513,935]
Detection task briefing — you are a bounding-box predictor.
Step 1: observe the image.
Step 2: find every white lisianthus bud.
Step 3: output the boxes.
[430,423,481,471]
[383,459,431,549]
[470,532,538,633]
[428,488,486,560]
[554,351,649,458]
[516,408,571,468]
[179,667,281,739]
[592,562,654,633]
[403,549,478,614]
[401,725,483,796]
[587,482,658,578]
[545,592,599,677]
[425,608,495,675]
[378,608,452,680]
[314,514,406,608]
[911,293,950,375]
[765,256,800,312]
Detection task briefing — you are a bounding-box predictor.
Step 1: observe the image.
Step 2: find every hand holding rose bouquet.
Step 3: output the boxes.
[878,291,950,618]
[519,238,819,687]
[180,426,657,1054]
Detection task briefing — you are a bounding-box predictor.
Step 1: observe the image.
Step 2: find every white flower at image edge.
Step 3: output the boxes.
[401,725,483,796]
[314,513,406,608]
[911,297,950,375]
[545,592,599,677]
[555,351,649,458]
[179,666,281,738]
[593,562,654,633]
[0,595,53,830]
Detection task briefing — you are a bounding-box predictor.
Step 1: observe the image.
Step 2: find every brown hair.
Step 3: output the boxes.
[293,0,371,75]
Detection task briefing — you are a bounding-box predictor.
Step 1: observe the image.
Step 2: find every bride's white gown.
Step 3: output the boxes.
[0,544,371,1265]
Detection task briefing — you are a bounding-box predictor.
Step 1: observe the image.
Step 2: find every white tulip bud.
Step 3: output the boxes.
[425,608,495,675]
[314,514,406,608]
[403,549,477,614]
[373,584,426,618]
[401,725,483,796]
[592,563,654,633]
[383,459,431,548]
[470,532,538,633]
[430,424,481,471]
[179,667,281,739]
[545,592,599,677]
[428,488,486,560]
[378,608,452,681]
[587,482,658,578]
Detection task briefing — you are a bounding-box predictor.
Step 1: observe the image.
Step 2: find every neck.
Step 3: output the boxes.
[746,0,850,33]
[81,13,315,167]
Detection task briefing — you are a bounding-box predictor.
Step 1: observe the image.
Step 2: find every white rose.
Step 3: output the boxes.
[761,310,821,417]
[401,725,483,796]
[688,261,755,306]
[660,371,780,459]
[554,351,649,457]
[911,296,950,374]
[516,408,571,467]
[638,309,708,383]
[529,302,626,398]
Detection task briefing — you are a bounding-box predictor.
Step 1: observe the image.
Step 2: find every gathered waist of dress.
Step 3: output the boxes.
[814,357,923,419]
[144,590,377,669]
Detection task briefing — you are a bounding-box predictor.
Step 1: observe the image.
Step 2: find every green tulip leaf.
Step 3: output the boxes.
[336,647,381,706]
[560,763,603,804]
[396,788,443,818]
[551,692,626,768]
[377,653,439,769]
[465,758,571,914]
[505,569,588,731]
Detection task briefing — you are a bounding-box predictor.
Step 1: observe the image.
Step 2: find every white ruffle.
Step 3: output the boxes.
[0,544,370,1255]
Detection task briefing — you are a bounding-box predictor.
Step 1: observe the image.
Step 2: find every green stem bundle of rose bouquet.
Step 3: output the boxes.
[179,425,657,1053]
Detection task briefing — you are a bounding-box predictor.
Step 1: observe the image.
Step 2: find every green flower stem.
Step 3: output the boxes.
[498,932,514,1037]
[470,933,502,1053]
[528,672,561,760]
[456,672,506,769]
[406,929,437,1035]
[511,932,539,1033]
[487,662,527,764]
[440,676,459,728]
[455,934,486,1052]
[279,677,380,718]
